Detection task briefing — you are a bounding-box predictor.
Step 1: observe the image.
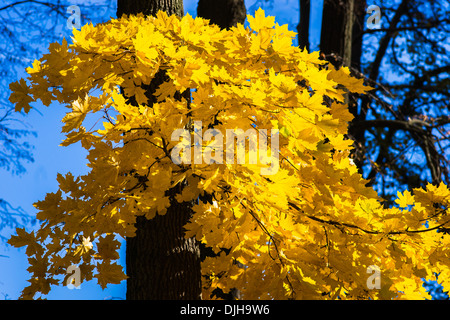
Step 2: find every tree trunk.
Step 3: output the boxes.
[118,0,202,300]
[197,0,246,30]
[342,0,354,67]
[320,0,367,171]
[320,0,346,68]
[346,0,366,171]
[350,0,366,73]
[120,0,248,300]
[117,0,184,17]
[126,189,202,299]
[320,0,356,68]
[297,0,310,51]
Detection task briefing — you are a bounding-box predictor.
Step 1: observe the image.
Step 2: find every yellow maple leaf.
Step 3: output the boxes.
[247,8,275,32]
[395,190,415,208]
[327,65,374,94]
[272,34,294,56]
[62,94,90,133]
[95,261,127,289]
[9,79,34,113]
[96,234,121,260]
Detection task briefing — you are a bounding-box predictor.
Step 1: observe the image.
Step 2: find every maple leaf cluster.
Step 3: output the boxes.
[8,9,450,299]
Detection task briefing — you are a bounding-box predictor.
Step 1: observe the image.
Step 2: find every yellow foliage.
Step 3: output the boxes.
[8,10,450,300]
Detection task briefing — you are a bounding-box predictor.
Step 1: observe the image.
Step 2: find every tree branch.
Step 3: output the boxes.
[367,0,409,81]
[288,201,450,237]
[0,0,64,12]
[350,119,428,134]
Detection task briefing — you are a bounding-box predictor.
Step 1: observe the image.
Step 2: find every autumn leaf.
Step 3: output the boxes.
[62,94,90,133]
[96,234,121,260]
[95,261,127,289]
[247,8,275,32]
[327,65,374,94]
[395,190,415,208]
[9,79,34,113]
[8,229,43,256]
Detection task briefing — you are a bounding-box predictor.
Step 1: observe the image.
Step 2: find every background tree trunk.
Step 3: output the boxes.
[117,0,184,17]
[197,0,246,30]
[320,0,347,68]
[297,0,310,51]
[319,0,367,170]
[118,0,202,300]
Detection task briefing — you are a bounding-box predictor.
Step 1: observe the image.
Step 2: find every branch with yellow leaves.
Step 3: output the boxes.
[287,201,450,237]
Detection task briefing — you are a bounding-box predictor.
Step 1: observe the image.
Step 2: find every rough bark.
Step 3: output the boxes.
[197,0,246,30]
[118,0,202,300]
[117,0,184,17]
[126,189,202,299]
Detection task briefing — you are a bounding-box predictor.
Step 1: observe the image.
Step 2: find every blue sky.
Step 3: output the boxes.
[0,0,324,300]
